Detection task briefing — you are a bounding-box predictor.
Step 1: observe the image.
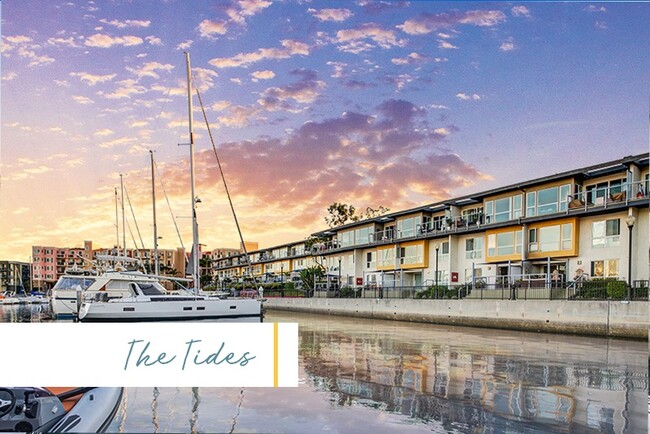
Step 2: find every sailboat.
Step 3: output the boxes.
[77,53,263,322]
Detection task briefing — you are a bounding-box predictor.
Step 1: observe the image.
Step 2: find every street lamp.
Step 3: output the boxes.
[434,243,440,299]
[338,258,342,297]
[625,214,636,300]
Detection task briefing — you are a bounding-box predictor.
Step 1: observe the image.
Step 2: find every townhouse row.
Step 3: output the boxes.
[211,154,649,289]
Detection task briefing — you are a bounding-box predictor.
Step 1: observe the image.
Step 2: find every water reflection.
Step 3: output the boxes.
[293,312,647,433]
[0,306,646,433]
[0,303,53,322]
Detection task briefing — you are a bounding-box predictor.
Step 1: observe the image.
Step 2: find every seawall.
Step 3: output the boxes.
[264,298,649,339]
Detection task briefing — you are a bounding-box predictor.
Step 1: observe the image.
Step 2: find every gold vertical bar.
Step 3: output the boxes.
[274,322,279,387]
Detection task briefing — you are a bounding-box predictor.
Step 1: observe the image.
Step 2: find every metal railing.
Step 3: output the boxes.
[259,279,649,301]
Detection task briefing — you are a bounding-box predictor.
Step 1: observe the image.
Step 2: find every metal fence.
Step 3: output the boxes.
[261,279,649,301]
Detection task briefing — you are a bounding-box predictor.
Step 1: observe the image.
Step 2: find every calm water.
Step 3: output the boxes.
[1,304,648,433]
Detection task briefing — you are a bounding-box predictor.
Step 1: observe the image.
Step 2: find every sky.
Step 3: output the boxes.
[1,1,648,262]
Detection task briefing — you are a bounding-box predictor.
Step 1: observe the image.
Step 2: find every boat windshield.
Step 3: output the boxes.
[137,283,165,296]
[53,277,95,291]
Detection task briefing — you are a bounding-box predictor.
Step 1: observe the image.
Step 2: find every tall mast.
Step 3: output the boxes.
[114,187,120,257]
[150,150,160,275]
[120,174,126,261]
[185,52,200,292]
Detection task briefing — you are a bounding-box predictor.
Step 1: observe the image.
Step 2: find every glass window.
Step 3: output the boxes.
[400,245,423,265]
[496,232,514,255]
[488,234,496,256]
[526,192,536,217]
[461,207,484,225]
[592,219,620,247]
[355,227,371,246]
[528,228,538,252]
[441,241,450,255]
[378,248,395,268]
[538,187,559,215]
[539,226,561,251]
[397,217,421,239]
[485,201,493,223]
[339,230,354,248]
[494,198,511,222]
[561,223,573,250]
[559,184,571,211]
[591,259,619,277]
[465,237,483,259]
[512,194,522,218]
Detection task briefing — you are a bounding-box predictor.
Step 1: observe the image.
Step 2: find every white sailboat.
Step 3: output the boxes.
[77,53,263,322]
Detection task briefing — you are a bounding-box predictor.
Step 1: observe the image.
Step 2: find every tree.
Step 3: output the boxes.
[363,206,390,219]
[325,202,359,227]
[324,202,390,227]
[299,266,324,291]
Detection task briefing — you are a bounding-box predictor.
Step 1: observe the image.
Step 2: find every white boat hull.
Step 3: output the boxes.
[78,297,263,322]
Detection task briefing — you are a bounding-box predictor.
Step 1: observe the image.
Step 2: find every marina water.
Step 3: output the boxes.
[2,304,647,433]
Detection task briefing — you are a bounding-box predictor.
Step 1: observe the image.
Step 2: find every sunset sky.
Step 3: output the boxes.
[1,1,648,262]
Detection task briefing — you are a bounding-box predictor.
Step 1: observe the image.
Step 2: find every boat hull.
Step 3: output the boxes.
[78,298,263,322]
[34,387,123,434]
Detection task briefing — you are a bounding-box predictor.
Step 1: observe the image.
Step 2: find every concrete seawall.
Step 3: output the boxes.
[264,298,649,339]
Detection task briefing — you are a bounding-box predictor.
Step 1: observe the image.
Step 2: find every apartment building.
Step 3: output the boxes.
[0,261,31,293]
[212,154,649,289]
[32,241,187,288]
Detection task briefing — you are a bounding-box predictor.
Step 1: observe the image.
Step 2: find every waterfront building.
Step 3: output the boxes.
[0,261,31,293]
[212,154,649,291]
[31,241,187,289]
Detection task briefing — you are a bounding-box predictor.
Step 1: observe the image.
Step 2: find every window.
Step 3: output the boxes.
[586,179,624,204]
[397,216,421,239]
[528,223,573,253]
[339,230,354,248]
[526,184,571,216]
[592,219,620,247]
[487,230,522,257]
[465,237,483,259]
[355,227,372,246]
[366,252,376,269]
[462,207,484,225]
[591,259,619,277]
[484,195,521,223]
[378,248,395,268]
[439,241,450,255]
[399,245,423,265]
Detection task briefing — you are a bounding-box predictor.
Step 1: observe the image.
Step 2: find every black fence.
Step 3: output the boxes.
[261,279,649,301]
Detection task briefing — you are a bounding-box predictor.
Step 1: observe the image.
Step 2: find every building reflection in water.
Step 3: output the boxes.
[293,312,647,434]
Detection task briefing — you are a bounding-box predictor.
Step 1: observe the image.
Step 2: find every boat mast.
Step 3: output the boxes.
[150,150,160,275]
[114,187,120,257]
[120,173,127,262]
[185,52,200,293]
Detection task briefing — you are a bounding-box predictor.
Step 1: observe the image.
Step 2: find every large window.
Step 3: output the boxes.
[465,237,483,259]
[528,223,573,253]
[354,226,372,246]
[592,219,620,247]
[526,184,571,217]
[397,216,422,238]
[338,230,354,248]
[399,244,423,266]
[487,230,523,257]
[591,259,619,277]
[378,248,395,268]
[484,195,522,223]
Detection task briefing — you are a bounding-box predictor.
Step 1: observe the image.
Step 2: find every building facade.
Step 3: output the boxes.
[0,261,31,293]
[212,154,649,290]
[31,241,187,289]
